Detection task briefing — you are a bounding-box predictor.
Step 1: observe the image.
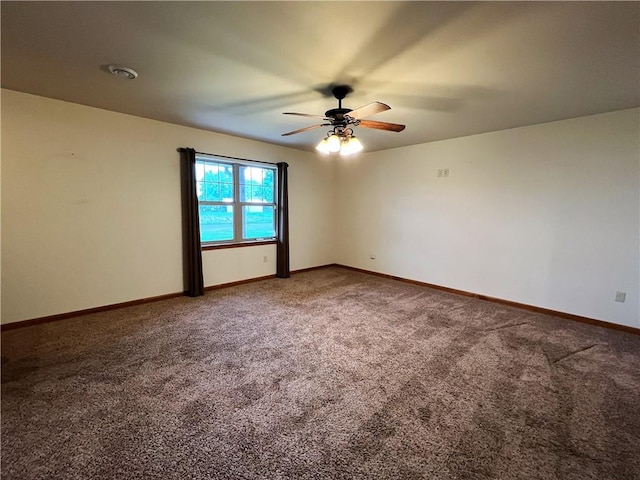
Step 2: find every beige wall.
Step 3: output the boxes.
[335,109,640,328]
[1,89,336,324]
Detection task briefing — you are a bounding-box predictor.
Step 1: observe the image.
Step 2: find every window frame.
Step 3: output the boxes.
[196,154,278,249]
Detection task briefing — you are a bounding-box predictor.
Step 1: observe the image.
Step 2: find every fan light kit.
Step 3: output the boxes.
[282,85,405,156]
[316,127,363,156]
[107,64,138,80]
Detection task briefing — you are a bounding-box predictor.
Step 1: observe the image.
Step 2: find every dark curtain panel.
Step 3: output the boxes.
[276,162,290,278]
[179,148,204,296]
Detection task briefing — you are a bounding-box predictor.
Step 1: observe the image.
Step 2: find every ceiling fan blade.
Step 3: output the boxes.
[281,124,328,136]
[357,119,406,132]
[283,112,329,120]
[347,101,391,120]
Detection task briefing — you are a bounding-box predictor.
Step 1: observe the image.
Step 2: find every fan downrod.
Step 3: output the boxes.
[326,85,353,118]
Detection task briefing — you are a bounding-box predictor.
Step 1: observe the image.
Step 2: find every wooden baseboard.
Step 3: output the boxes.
[334,264,640,336]
[3,263,637,336]
[0,291,185,332]
[0,264,336,331]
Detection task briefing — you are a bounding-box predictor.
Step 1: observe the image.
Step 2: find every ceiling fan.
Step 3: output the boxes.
[281,85,405,155]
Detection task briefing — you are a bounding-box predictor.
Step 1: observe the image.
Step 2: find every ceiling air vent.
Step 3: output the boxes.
[107,65,138,80]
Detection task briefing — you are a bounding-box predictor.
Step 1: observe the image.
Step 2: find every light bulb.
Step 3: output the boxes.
[327,134,341,153]
[315,138,330,154]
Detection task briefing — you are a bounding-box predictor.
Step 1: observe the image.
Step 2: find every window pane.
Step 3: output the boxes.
[204,163,219,183]
[264,185,274,203]
[263,169,274,201]
[202,163,217,202]
[252,186,265,202]
[204,182,220,201]
[199,205,234,242]
[242,206,275,239]
[239,166,249,202]
[239,166,275,203]
[220,164,234,201]
[197,161,235,202]
[196,161,204,200]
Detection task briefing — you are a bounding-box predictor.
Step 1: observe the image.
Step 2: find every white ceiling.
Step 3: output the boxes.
[2,1,639,153]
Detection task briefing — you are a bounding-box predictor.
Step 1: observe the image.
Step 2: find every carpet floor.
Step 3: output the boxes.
[2,266,639,479]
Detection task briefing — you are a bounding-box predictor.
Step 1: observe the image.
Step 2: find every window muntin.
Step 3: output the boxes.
[196,156,276,245]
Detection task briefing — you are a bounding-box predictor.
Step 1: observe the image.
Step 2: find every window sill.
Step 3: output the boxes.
[202,239,277,251]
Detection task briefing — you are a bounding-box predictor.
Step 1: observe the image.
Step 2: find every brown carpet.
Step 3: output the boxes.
[2,266,639,479]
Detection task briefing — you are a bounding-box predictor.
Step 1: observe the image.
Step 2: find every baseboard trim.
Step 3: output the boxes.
[4,263,636,335]
[0,264,336,331]
[0,291,185,332]
[335,264,640,336]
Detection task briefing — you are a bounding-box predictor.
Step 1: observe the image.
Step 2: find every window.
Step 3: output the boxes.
[195,155,277,246]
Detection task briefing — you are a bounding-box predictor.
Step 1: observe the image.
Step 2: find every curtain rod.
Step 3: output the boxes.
[177,147,277,166]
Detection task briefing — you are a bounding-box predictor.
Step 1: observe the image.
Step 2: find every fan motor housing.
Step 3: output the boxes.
[325,108,352,121]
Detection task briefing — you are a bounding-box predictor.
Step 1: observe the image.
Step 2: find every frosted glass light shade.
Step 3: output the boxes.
[315,138,331,154]
[340,136,363,156]
[327,134,341,153]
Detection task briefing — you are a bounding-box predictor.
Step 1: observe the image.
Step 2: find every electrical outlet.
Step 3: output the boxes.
[615,291,626,302]
[443,168,449,177]
[437,169,443,177]
[263,256,268,263]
